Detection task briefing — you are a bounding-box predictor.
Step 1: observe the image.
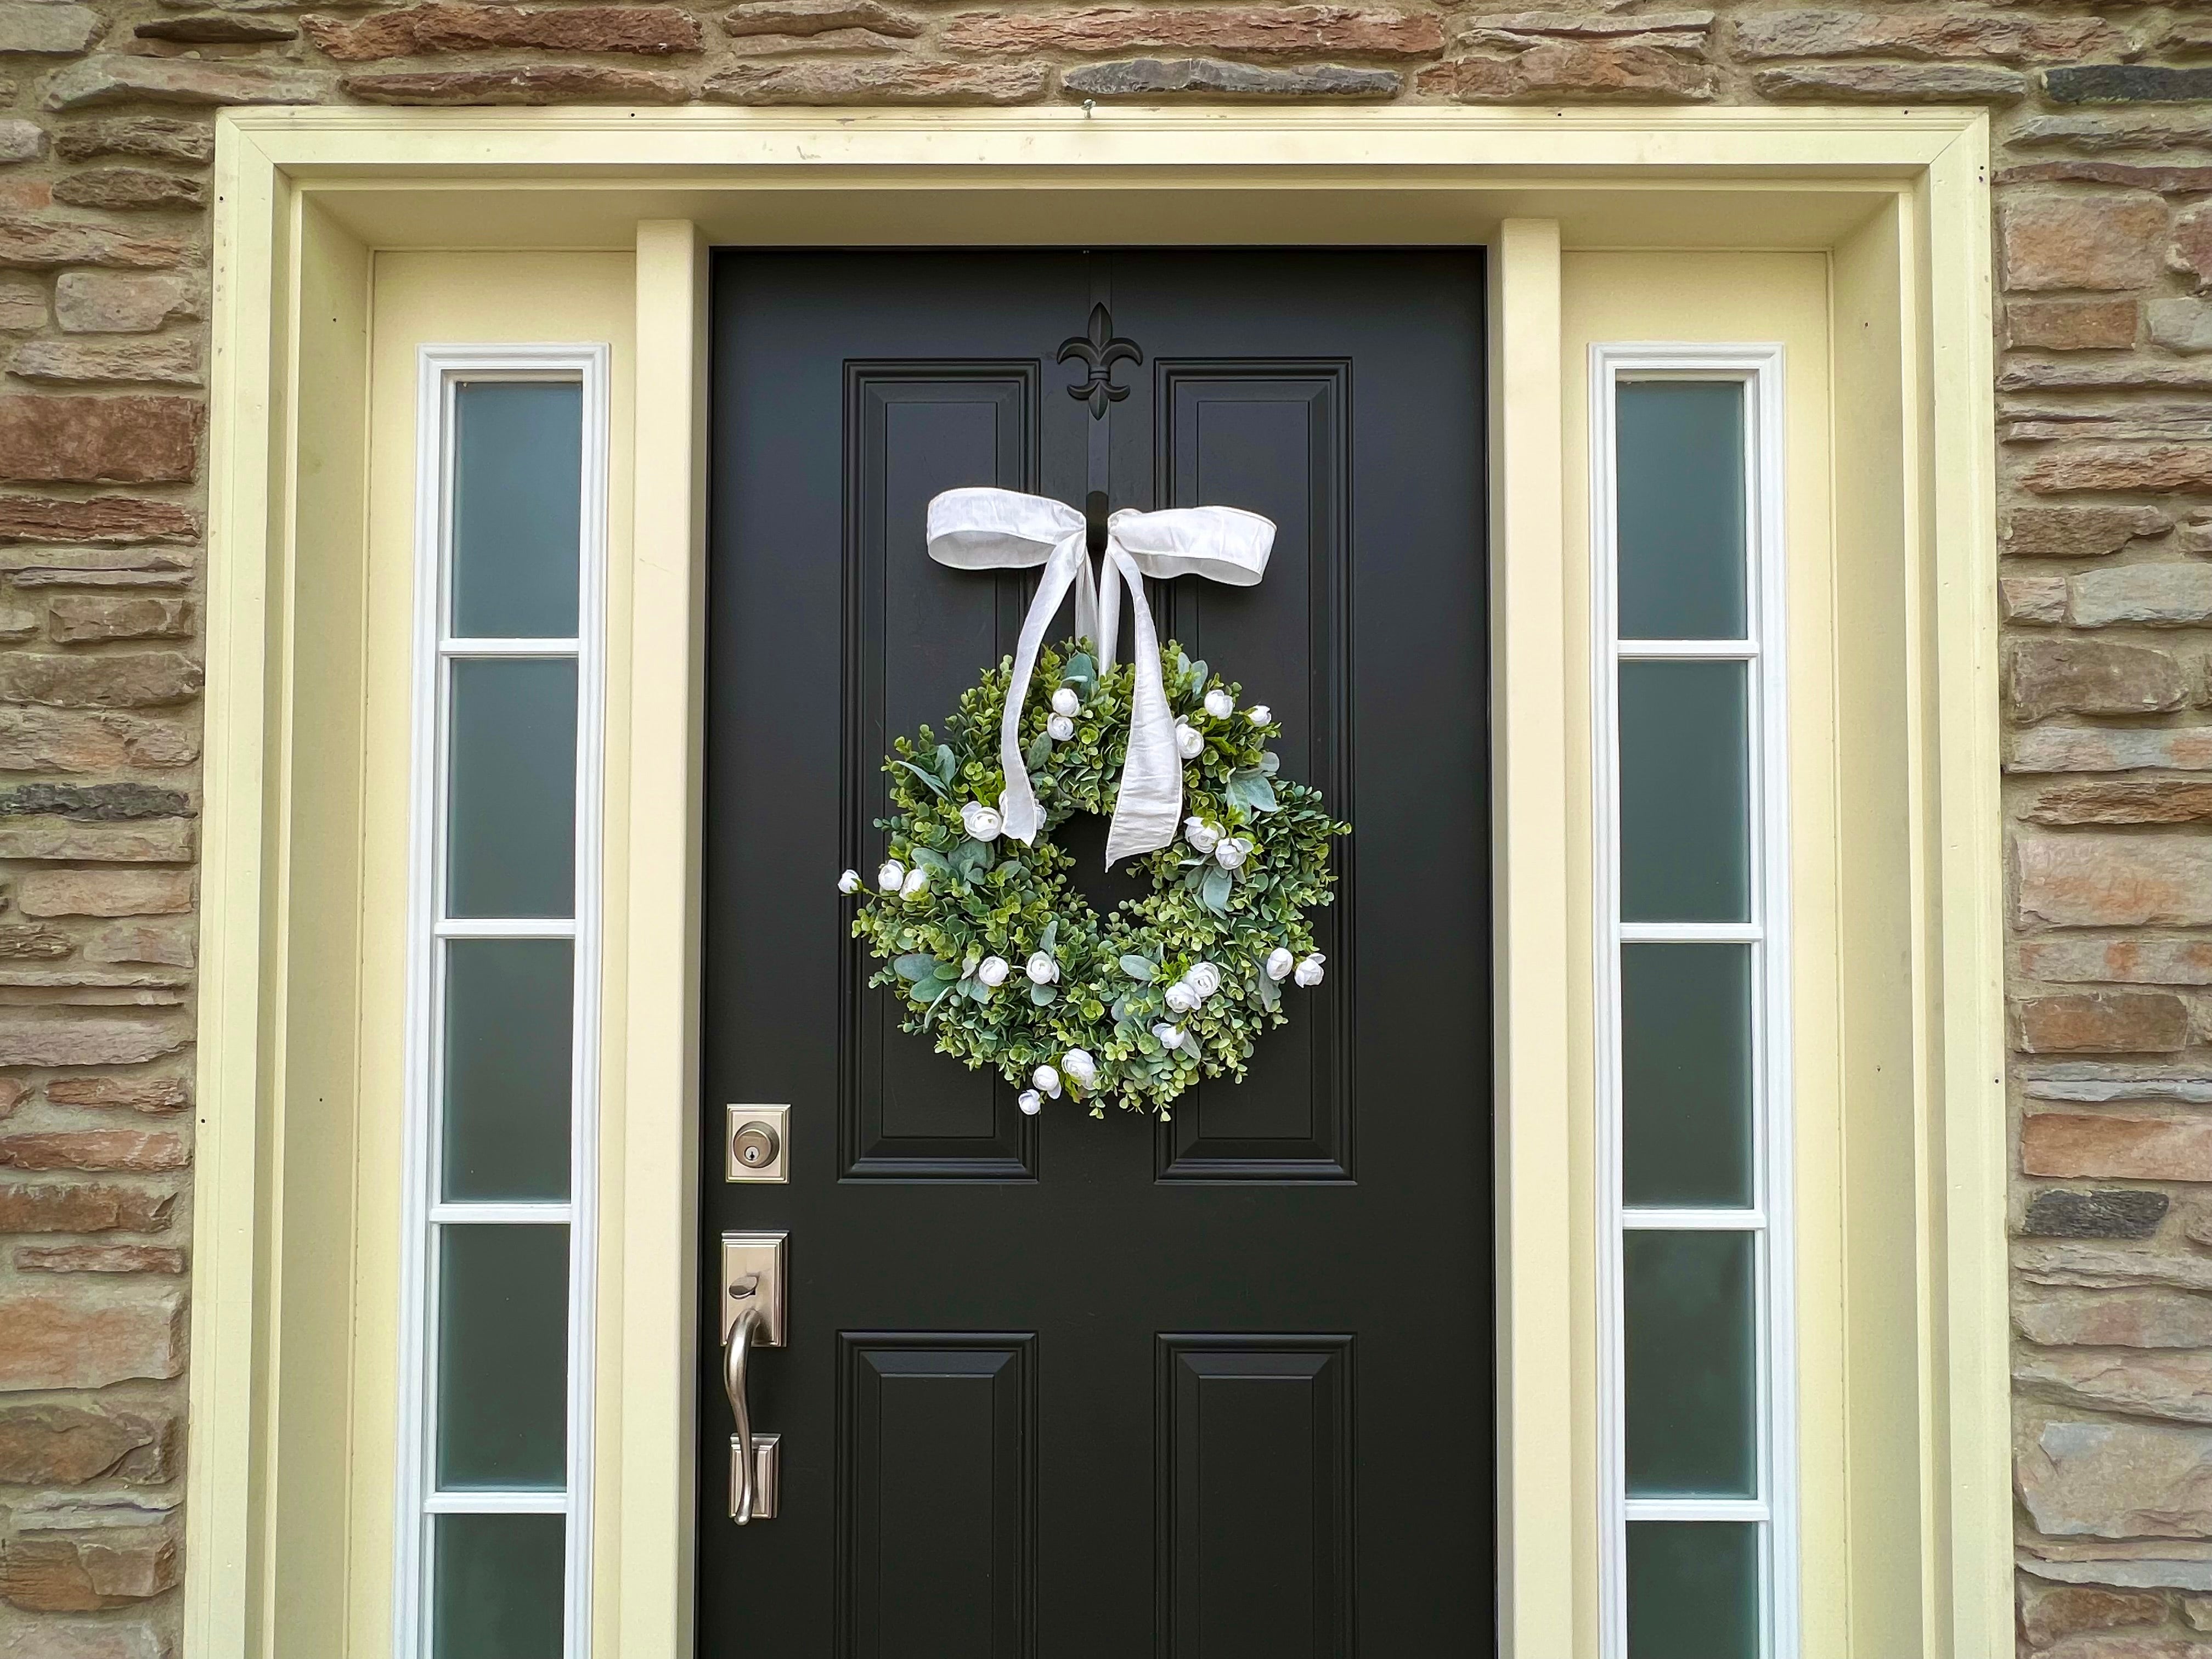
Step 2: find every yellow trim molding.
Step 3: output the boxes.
[196,105,2002,1658]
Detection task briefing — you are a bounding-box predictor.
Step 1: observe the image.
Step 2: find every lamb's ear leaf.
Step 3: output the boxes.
[1039,918,1059,955]
[1119,954,1156,983]
[932,961,963,981]
[909,845,952,877]
[1226,771,1278,815]
[894,759,949,797]
[1187,659,1207,694]
[1259,751,1281,776]
[1025,729,1053,770]
[965,978,991,1003]
[1255,972,1281,1013]
[1029,982,1056,1006]
[935,744,957,782]
[893,953,938,981]
[1199,865,1233,915]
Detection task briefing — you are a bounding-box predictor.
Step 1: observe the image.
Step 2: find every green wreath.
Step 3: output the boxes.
[836,639,1347,1119]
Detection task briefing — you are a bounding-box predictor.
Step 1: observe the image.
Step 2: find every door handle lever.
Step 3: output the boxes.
[724,1302,766,1524]
[720,1232,787,1525]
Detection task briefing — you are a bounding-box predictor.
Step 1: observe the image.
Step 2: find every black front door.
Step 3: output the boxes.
[701,250,1491,1656]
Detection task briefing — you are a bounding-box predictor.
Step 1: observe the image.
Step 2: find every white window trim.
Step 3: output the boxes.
[1589,342,1798,1659]
[396,343,612,1659]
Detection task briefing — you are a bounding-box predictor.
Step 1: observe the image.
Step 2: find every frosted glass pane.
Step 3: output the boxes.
[437,1224,568,1489]
[1619,661,1749,923]
[451,381,582,640]
[447,658,577,920]
[1628,1521,1759,1658]
[432,1513,565,1659]
[1622,944,1753,1209]
[442,939,572,1203]
[1624,1229,1756,1497]
[1617,381,1746,641]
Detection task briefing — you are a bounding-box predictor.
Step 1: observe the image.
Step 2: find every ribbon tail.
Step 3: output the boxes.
[997,533,1085,845]
[1102,541,1182,867]
[1094,545,1121,672]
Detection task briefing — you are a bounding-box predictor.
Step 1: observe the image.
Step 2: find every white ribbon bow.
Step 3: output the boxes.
[926,486,1275,867]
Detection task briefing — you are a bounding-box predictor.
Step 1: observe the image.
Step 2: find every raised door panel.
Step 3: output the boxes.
[839,1334,1036,1657]
[1159,1336,1355,1658]
[843,368,1041,1180]
[1153,367,1353,1180]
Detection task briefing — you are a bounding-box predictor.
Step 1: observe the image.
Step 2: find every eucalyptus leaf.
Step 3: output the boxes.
[1029,982,1056,1006]
[1119,954,1156,982]
[965,978,991,1003]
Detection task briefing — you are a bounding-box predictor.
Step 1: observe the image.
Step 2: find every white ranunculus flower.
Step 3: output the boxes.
[900,866,929,900]
[1213,837,1249,871]
[1018,1088,1043,1116]
[838,868,862,894]
[1026,951,1059,985]
[1294,951,1327,988]
[1152,1022,1186,1052]
[1051,686,1081,716]
[1032,1064,1062,1098]
[1175,721,1205,760]
[1047,713,1076,742]
[1246,704,1273,725]
[876,859,906,893]
[1187,961,1222,999]
[1164,981,1199,1015]
[961,801,1004,842]
[1265,946,1295,982]
[976,955,1010,988]
[1183,815,1220,854]
[1204,687,1235,720]
[1062,1048,1097,1088]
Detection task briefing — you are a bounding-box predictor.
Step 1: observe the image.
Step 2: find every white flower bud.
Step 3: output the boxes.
[1051,686,1081,716]
[977,955,1010,988]
[1047,713,1076,742]
[1265,946,1295,982]
[838,868,862,894]
[1152,1022,1186,1052]
[1213,837,1249,871]
[1204,687,1236,720]
[1294,952,1326,988]
[1187,961,1222,999]
[1183,816,1220,854]
[960,801,1004,842]
[1032,1064,1062,1098]
[1063,1048,1097,1088]
[900,866,929,900]
[1246,704,1272,725]
[1164,981,1199,1015]
[1025,951,1059,985]
[1018,1088,1043,1116]
[876,859,906,893]
[1175,721,1205,760]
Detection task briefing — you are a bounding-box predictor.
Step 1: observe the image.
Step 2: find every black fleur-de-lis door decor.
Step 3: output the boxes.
[1057,301,1143,419]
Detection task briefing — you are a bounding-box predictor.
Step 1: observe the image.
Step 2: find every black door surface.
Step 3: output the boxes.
[701,251,1491,1657]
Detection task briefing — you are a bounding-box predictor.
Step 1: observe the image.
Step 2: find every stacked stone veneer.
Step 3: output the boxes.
[0,0,2192,1653]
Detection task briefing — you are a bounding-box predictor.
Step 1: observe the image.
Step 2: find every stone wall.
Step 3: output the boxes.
[0,0,2196,1652]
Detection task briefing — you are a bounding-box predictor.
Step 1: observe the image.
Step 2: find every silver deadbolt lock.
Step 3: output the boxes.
[733,1120,780,1169]
[725,1104,789,1182]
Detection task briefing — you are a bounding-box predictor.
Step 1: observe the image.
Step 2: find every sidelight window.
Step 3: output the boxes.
[1592,348,1795,1659]
[397,349,609,1659]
